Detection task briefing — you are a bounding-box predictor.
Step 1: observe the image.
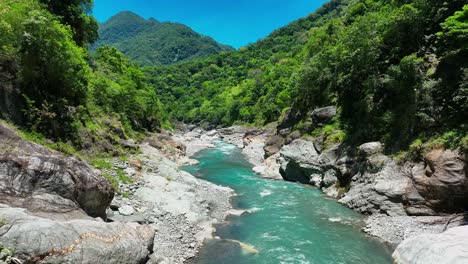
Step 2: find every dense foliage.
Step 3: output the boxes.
[90,46,163,131]
[39,0,99,46]
[147,0,467,151]
[93,11,234,66]
[293,0,467,150]
[0,0,164,151]
[145,0,345,126]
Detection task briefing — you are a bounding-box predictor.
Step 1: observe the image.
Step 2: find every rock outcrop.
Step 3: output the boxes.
[0,122,160,263]
[393,225,468,264]
[338,142,410,216]
[278,139,341,190]
[406,149,467,215]
[0,123,114,219]
[0,205,154,264]
[277,137,467,217]
[109,139,233,263]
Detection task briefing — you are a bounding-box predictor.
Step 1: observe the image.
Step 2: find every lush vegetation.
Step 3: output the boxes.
[145,0,346,126]
[146,0,467,152]
[1,0,466,157]
[0,0,164,154]
[93,11,234,66]
[293,0,467,151]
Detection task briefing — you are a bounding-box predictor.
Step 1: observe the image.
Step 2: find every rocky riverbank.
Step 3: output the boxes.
[176,123,467,263]
[0,122,233,264]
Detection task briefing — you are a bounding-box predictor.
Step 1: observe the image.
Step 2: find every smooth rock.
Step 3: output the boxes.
[264,135,285,158]
[119,205,135,216]
[339,155,410,216]
[393,226,468,264]
[0,206,154,264]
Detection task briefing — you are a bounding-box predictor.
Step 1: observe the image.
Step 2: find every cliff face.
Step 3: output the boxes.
[217,110,467,218]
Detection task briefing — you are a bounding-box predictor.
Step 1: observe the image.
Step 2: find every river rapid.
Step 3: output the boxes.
[184,141,392,264]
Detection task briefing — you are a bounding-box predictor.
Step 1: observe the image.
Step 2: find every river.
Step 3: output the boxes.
[183,141,392,264]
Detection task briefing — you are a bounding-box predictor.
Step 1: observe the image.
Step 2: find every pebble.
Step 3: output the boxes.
[118,205,135,216]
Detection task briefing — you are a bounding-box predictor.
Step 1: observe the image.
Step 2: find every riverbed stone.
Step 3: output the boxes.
[393,225,468,264]
[119,205,135,216]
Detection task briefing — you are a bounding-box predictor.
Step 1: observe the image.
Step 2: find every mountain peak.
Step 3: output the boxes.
[104,11,146,25]
[95,11,234,66]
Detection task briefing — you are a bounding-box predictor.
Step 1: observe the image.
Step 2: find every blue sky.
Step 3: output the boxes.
[93,0,329,49]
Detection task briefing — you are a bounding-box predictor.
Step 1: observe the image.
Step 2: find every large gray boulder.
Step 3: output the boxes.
[279,139,340,186]
[393,225,468,264]
[0,206,154,264]
[339,142,410,216]
[279,139,321,184]
[311,106,337,124]
[0,123,114,219]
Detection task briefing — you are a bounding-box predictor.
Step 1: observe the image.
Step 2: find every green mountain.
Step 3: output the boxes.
[145,0,346,125]
[94,11,234,66]
[146,0,467,152]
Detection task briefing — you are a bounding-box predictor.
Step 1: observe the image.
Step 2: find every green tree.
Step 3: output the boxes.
[39,0,99,46]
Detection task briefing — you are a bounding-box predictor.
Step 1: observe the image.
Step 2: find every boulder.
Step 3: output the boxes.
[0,206,154,264]
[278,128,291,137]
[285,130,302,145]
[119,139,139,150]
[339,152,410,216]
[264,135,285,158]
[393,226,468,264]
[406,149,467,215]
[279,139,319,165]
[0,123,114,219]
[187,124,197,131]
[242,129,267,166]
[279,139,327,184]
[358,142,384,156]
[311,106,337,124]
[119,205,135,216]
[256,153,283,180]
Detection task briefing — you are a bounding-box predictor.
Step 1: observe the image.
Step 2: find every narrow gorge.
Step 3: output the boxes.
[1,0,467,263]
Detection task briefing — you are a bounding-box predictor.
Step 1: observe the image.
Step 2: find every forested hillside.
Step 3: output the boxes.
[292,0,467,151]
[94,11,234,66]
[0,0,164,155]
[147,0,467,152]
[145,0,345,126]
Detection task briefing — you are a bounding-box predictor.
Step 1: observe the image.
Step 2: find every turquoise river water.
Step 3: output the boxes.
[183,141,392,264]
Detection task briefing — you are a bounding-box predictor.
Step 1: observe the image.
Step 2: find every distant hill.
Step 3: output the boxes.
[94,11,234,66]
